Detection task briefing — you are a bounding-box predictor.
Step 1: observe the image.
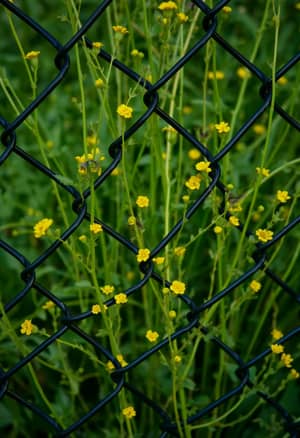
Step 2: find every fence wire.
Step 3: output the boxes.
[0,0,299,437]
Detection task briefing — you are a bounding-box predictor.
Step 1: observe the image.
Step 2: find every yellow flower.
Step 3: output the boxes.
[106,360,115,371]
[249,280,261,293]
[237,67,251,79]
[101,285,115,295]
[169,310,176,319]
[222,6,232,13]
[177,12,189,23]
[33,218,53,238]
[277,76,288,85]
[256,228,273,243]
[195,161,212,173]
[290,369,300,379]
[276,190,291,204]
[137,248,151,263]
[78,235,87,242]
[117,104,133,119]
[112,25,129,34]
[95,78,104,88]
[208,71,225,80]
[91,304,101,314]
[271,344,284,354]
[42,301,55,310]
[24,50,40,60]
[87,134,97,147]
[158,1,177,11]
[136,195,149,208]
[182,195,190,203]
[281,353,293,368]
[122,406,136,419]
[90,223,103,234]
[253,124,266,135]
[174,246,186,257]
[146,330,159,342]
[256,167,270,177]
[162,287,169,294]
[115,293,128,304]
[131,49,144,58]
[215,121,230,134]
[271,328,283,340]
[229,216,240,227]
[174,355,182,363]
[188,148,201,160]
[128,216,136,226]
[185,175,201,190]
[20,319,35,336]
[153,256,165,265]
[214,225,223,234]
[170,280,186,295]
[117,354,128,367]
[92,41,103,49]
[162,126,177,134]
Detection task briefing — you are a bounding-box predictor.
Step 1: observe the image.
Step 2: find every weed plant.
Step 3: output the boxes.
[0,1,299,437]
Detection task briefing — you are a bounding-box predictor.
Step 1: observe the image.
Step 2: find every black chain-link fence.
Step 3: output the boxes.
[1,0,299,437]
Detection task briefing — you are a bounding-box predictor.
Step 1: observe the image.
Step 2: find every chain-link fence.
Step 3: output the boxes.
[0,0,299,437]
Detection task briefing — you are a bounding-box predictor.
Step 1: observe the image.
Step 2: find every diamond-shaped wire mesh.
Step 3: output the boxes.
[0,1,299,437]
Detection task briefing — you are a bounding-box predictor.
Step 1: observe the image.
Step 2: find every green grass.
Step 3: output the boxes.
[0,1,299,437]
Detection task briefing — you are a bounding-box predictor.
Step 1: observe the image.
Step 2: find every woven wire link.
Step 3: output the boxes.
[0,0,299,436]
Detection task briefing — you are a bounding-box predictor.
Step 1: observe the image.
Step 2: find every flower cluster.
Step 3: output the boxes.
[75,148,104,176]
[270,329,299,379]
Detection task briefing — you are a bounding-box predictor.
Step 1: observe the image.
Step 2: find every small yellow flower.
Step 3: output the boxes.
[78,235,87,242]
[188,148,201,160]
[136,195,149,208]
[170,280,186,295]
[90,223,103,234]
[92,41,103,49]
[112,25,129,34]
[276,190,291,204]
[253,124,266,135]
[131,49,144,58]
[177,12,189,23]
[87,134,97,147]
[153,256,165,265]
[271,344,284,354]
[229,216,240,227]
[290,369,300,379]
[95,78,104,88]
[249,280,261,293]
[101,285,115,295]
[122,406,136,419]
[256,167,270,177]
[185,175,201,190]
[106,360,115,371]
[117,104,133,119]
[115,293,128,304]
[281,353,293,368]
[146,330,159,342]
[195,161,212,173]
[222,6,232,13]
[256,228,273,243]
[42,301,55,310]
[208,71,225,80]
[169,310,176,319]
[277,76,288,85]
[215,121,230,134]
[174,355,182,363]
[33,218,53,238]
[117,354,128,367]
[91,304,101,314]
[137,248,151,263]
[237,67,251,79]
[24,50,40,60]
[158,1,177,11]
[128,216,136,226]
[174,246,186,257]
[271,329,283,340]
[214,225,223,234]
[20,320,35,336]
